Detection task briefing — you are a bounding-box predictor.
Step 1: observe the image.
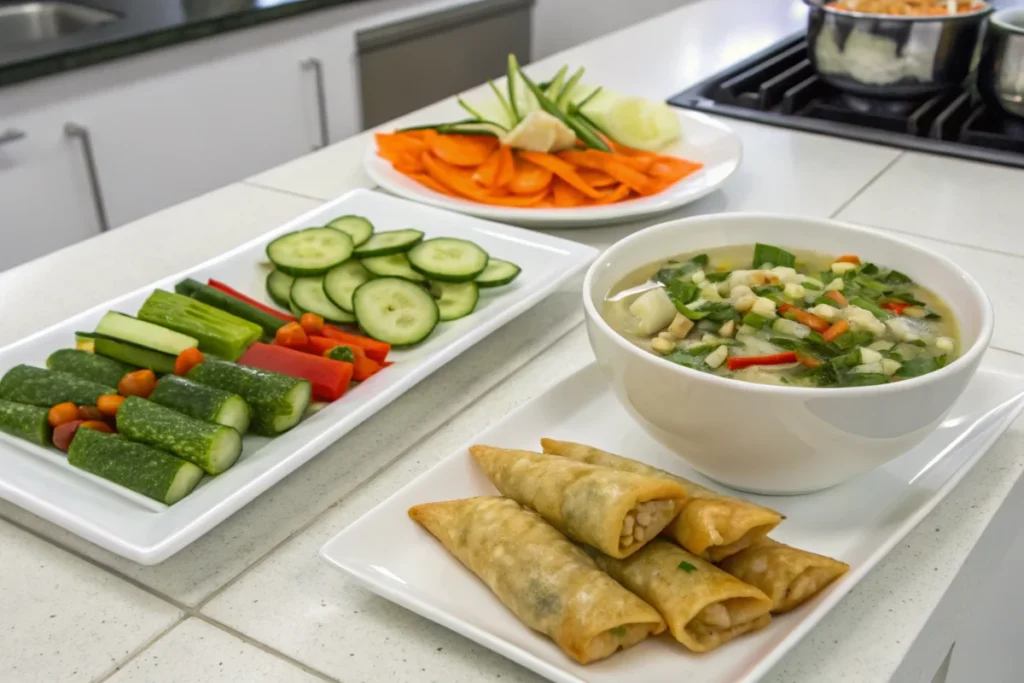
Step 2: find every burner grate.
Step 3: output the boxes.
[668,35,1024,169]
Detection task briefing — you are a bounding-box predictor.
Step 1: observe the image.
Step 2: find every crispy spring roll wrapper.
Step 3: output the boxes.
[593,539,773,653]
[469,445,687,559]
[717,538,849,614]
[409,497,666,664]
[540,439,782,562]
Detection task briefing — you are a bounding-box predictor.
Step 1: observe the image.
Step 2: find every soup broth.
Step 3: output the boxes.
[602,243,959,387]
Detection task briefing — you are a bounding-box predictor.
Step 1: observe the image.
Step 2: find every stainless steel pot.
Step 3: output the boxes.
[979,8,1024,118]
[804,0,993,98]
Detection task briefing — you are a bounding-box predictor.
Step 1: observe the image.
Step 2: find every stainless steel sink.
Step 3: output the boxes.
[0,2,118,45]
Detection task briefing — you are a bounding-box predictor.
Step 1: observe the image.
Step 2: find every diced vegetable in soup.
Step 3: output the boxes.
[602,244,960,387]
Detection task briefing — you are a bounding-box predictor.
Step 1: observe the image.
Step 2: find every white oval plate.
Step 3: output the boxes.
[364,110,743,229]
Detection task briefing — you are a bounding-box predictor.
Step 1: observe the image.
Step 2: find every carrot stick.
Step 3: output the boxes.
[428,134,497,167]
[822,320,849,343]
[824,290,849,308]
[557,149,654,195]
[421,153,549,207]
[375,133,428,161]
[594,183,632,204]
[508,157,553,196]
[577,169,618,188]
[473,148,503,188]
[391,151,425,174]
[407,172,456,196]
[518,151,602,199]
[495,145,516,188]
[552,177,586,207]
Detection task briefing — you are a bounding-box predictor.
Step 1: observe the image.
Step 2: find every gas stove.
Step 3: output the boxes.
[668,34,1024,169]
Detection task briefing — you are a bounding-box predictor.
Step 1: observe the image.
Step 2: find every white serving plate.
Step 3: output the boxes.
[0,188,597,565]
[364,110,742,229]
[320,362,1024,683]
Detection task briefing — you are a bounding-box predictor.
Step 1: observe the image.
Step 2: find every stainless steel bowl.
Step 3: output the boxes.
[804,0,993,98]
[979,8,1024,118]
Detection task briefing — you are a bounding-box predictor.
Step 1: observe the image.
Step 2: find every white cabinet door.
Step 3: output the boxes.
[0,122,100,272]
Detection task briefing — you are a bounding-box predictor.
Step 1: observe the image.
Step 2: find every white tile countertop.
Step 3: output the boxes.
[3,0,1024,681]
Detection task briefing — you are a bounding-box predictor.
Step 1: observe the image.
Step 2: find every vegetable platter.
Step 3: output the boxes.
[366,56,743,228]
[0,189,597,564]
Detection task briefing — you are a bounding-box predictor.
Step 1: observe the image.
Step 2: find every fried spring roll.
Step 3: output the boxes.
[540,439,781,561]
[469,445,687,558]
[409,496,666,664]
[593,540,773,652]
[717,538,849,614]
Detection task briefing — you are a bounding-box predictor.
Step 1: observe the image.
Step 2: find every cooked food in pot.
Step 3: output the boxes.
[602,243,959,387]
[827,0,986,15]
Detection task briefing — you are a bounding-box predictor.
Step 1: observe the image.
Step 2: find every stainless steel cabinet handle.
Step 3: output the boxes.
[0,129,26,146]
[301,57,330,150]
[65,123,110,233]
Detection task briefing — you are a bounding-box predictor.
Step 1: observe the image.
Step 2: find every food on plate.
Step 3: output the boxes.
[409,496,666,664]
[306,336,381,381]
[138,290,263,362]
[174,278,286,336]
[68,428,203,505]
[95,311,199,356]
[149,375,251,433]
[93,335,177,374]
[602,244,958,387]
[52,419,111,452]
[173,347,205,377]
[592,539,773,652]
[117,369,158,399]
[717,538,850,614]
[827,0,985,15]
[239,342,353,402]
[352,278,440,346]
[0,399,52,446]
[374,55,701,209]
[0,365,117,408]
[45,348,137,387]
[353,228,424,258]
[48,402,83,428]
[431,281,480,322]
[291,276,356,324]
[475,259,522,288]
[266,226,355,276]
[96,394,126,418]
[323,261,374,312]
[326,215,374,247]
[468,445,688,558]
[320,326,391,364]
[116,396,243,475]
[540,439,781,561]
[187,359,311,435]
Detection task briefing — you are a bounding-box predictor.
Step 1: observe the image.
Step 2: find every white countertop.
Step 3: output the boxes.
[4,0,1024,681]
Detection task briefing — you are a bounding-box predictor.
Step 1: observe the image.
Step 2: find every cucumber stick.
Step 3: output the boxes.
[68,428,203,505]
[149,375,251,434]
[138,290,262,361]
[93,336,177,374]
[175,278,285,336]
[46,348,135,387]
[95,311,198,355]
[0,399,51,446]
[187,360,311,436]
[117,396,242,475]
[0,365,116,407]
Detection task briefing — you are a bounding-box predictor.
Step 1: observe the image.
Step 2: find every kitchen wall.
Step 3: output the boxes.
[532,0,696,58]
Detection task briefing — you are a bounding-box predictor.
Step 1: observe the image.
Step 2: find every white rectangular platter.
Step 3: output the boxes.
[320,361,1024,683]
[0,188,597,564]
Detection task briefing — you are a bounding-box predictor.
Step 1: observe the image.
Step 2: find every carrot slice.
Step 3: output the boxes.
[577,169,618,188]
[557,150,653,195]
[407,172,456,196]
[552,177,586,207]
[375,133,428,162]
[648,156,704,181]
[518,151,602,199]
[473,148,503,188]
[421,153,548,207]
[428,134,497,167]
[595,183,632,205]
[508,157,554,196]
[391,151,426,174]
[495,145,516,188]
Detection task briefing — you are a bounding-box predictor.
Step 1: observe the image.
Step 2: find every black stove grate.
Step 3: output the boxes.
[667,35,1024,168]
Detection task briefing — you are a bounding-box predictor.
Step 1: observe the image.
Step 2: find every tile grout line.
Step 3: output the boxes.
[844,219,1024,263]
[242,179,336,203]
[92,614,188,683]
[193,317,587,611]
[829,152,906,220]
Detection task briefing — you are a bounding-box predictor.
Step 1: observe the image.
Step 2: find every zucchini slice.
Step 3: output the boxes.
[360,253,427,282]
[290,277,356,323]
[327,215,374,247]
[353,229,424,258]
[407,238,489,283]
[475,259,522,288]
[323,260,374,312]
[266,227,353,276]
[353,278,439,346]
[431,281,479,322]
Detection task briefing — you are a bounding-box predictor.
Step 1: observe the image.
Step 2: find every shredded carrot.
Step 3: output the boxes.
[518,151,603,199]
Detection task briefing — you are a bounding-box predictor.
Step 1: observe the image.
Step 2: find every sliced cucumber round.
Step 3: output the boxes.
[475,259,521,288]
[266,270,295,308]
[353,229,424,258]
[290,276,356,323]
[431,281,479,322]
[327,215,374,247]
[360,253,427,282]
[267,227,354,276]
[408,238,489,283]
[323,260,374,312]
[353,278,439,346]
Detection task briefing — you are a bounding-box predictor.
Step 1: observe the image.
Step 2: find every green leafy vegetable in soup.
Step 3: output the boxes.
[601,244,959,387]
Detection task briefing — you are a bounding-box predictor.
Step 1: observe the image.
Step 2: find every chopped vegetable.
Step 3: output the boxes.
[79,420,113,434]
[0,400,52,446]
[138,290,263,361]
[46,349,135,388]
[836,254,861,265]
[48,402,81,428]
[118,369,158,399]
[97,394,126,418]
[320,327,391,364]
[0,365,116,408]
[821,320,849,343]
[275,321,309,349]
[188,359,310,436]
[727,352,797,371]
[174,278,286,336]
[239,342,353,402]
[208,279,294,322]
[753,244,796,269]
[307,336,382,381]
[174,348,205,377]
[52,419,84,452]
[824,290,849,308]
[149,375,250,433]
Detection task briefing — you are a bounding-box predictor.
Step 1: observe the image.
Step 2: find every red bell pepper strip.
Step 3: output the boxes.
[320,326,390,364]
[208,279,293,322]
[727,352,798,371]
[778,302,830,333]
[239,342,353,402]
[306,336,383,381]
[881,301,909,315]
